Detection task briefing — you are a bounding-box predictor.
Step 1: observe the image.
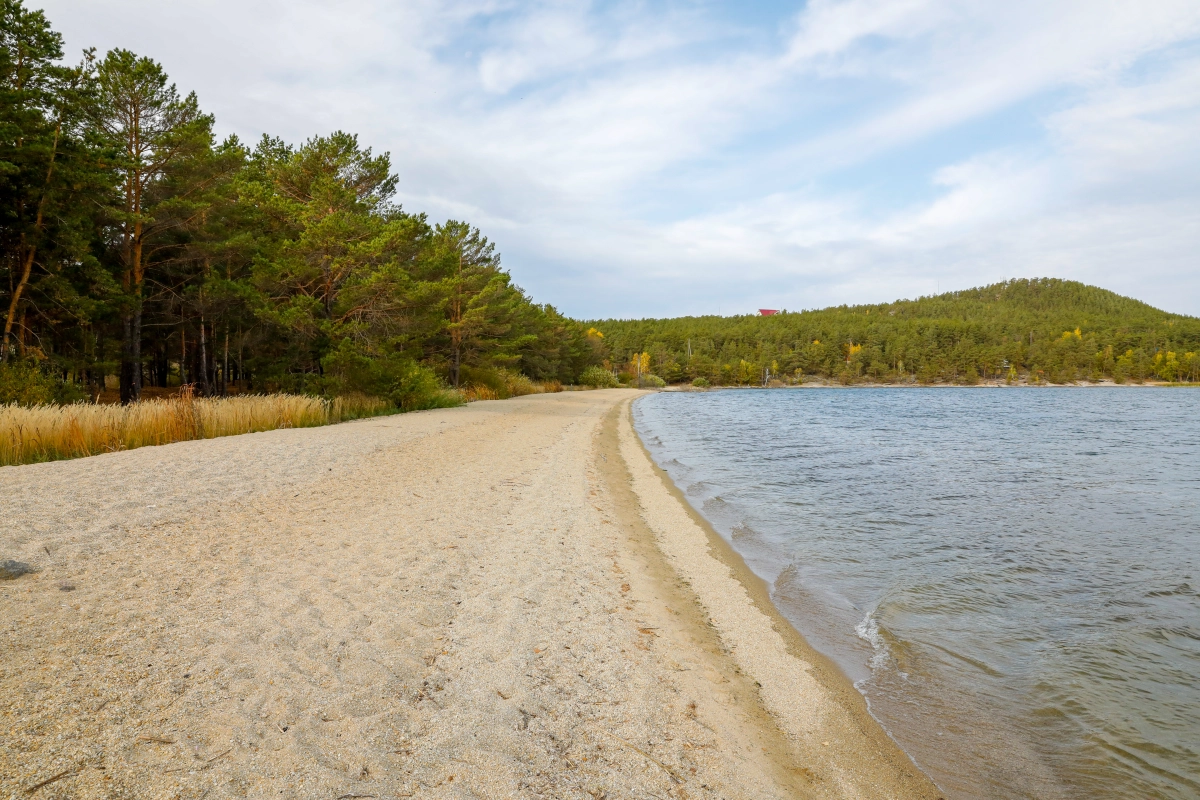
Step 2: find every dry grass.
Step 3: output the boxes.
[460,385,500,402]
[328,392,391,422]
[460,374,564,403]
[0,391,393,467]
[501,370,540,397]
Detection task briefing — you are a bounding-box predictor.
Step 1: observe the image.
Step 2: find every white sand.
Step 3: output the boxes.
[1,391,940,799]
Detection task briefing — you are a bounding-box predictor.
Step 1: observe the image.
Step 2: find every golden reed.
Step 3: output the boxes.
[0,389,388,467]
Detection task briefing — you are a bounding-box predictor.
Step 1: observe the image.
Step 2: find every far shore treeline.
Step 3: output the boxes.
[592,279,1200,386]
[0,1,602,408]
[3,4,1199,413]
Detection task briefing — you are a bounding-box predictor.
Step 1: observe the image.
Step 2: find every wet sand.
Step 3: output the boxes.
[1,390,941,798]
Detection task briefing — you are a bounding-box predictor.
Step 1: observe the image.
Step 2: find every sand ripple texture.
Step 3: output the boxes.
[1,391,934,799]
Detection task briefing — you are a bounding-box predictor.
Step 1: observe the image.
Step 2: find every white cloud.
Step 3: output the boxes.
[1049,57,1200,194]
[784,0,941,66]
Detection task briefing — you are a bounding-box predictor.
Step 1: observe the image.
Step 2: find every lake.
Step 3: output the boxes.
[634,388,1200,799]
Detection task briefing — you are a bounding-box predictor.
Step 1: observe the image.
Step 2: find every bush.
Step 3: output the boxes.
[637,374,666,388]
[460,366,546,399]
[322,344,460,411]
[499,369,539,397]
[691,377,710,388]
[387,363,463,411]
[0,361,86,405]
[459,365,507,397]
[580,366,620,388]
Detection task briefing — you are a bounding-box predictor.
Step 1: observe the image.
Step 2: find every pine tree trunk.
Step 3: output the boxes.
[131,305,143,399]
[198,317,209,396]
[120,311,136,403]
[2,244,36,362]
[16,306,26,356]
[2,119,59,362]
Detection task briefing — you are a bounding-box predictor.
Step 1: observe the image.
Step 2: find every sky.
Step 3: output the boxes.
[35,0,1200,318]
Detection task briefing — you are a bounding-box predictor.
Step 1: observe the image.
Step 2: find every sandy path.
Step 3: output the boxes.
[2,391,938,799]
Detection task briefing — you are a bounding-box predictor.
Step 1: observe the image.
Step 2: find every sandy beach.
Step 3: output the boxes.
[2,390,940,799]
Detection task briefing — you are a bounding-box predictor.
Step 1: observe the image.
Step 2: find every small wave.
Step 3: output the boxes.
[1145,582,1196,598]
[855,609,893,672]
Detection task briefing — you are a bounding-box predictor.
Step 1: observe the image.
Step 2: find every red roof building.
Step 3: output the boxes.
[758,309,779,316]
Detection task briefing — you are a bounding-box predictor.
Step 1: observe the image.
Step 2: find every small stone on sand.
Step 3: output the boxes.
[0,559,37,580]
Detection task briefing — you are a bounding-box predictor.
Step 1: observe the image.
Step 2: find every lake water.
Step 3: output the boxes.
[633,388,1200,799]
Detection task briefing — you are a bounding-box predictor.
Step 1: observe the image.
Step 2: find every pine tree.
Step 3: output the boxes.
[93,48,212,401]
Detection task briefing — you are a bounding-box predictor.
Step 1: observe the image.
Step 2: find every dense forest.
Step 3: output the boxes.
[0,1,601,406]
[593,279,1200,385]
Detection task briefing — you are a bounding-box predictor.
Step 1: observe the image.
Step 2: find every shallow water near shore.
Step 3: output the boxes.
[634,388,1200,800]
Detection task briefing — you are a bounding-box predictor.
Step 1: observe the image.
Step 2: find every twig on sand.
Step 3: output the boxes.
[136,734,176,744]
[204,748,232,766]
[597,730,683,784]
[24,768,75,794]
[336,795,376,799]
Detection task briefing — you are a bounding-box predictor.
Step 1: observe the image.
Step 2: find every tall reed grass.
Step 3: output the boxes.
[0,391,393,467]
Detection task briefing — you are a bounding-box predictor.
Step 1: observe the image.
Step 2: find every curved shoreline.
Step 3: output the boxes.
[616,398,942,799]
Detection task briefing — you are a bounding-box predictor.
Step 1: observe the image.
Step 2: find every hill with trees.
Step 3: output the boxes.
[591,279,1200,385]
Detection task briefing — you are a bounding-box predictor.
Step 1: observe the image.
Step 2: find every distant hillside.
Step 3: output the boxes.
[591,279,1200,384]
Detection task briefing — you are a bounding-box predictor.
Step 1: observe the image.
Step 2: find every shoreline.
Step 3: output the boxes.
[3,391,938,797]
[666,379,1192,390]
[617,400,941,799]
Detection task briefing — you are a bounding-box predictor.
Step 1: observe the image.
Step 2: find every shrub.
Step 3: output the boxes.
[387,363,462,411]
[459,365,507,397]
[580,366,620,388]
[691,377,710,388]
[638,374,666,388]
[459,366,547,399]
[322,344,461,412]
[500,369,539,397]
[0,361,86,405]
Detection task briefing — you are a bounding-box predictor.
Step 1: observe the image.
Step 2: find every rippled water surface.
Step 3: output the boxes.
[634,388,1200,799]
